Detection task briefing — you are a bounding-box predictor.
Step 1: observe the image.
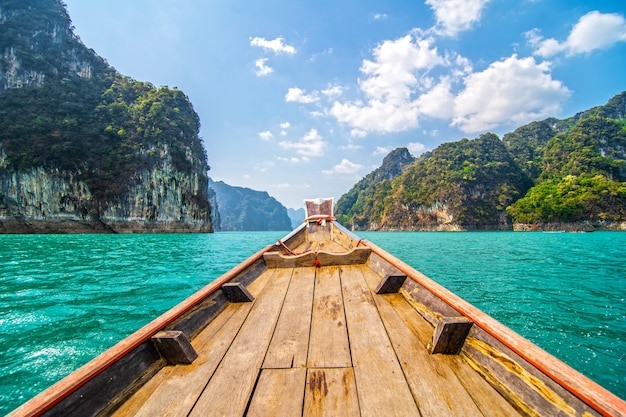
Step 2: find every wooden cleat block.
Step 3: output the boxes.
[152,330,198,365]
[429,317,473,355]
[375,274,407,294]
[222,282,255,302]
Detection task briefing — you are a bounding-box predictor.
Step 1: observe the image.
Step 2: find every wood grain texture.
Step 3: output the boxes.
[188,268,291,417]
[307,267,352,368]
[247,368,307,417]
[303,368,360,417]
[340,265,419,417]
[263,268,314,369]
[360,266,489,417]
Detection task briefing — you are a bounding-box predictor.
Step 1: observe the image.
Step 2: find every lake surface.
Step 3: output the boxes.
[1,231,624,414]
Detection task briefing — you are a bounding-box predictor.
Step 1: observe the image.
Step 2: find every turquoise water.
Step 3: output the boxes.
[0,231,624,414]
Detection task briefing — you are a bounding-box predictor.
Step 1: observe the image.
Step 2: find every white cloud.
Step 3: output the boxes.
[527,11,626,58]
[279,122,291,129]
[276,156,302,163]
[322,159,364,175]
[279,128,327,156]
[254,58,273,76]
[407,142,426,156]
[321,84,343,98]
[374,13,388,20]
[254,160,276,172]
[330,35,449,135]
[359,35,444,102]
[350,129,367,138]
[258,130,274,140]
[271,183,292,189]
[285,87,320,103]
[426,0,491,37]
[451,55,571,132]
[415,77,455,119]
[373,146,393,156]
[250,36,296,54]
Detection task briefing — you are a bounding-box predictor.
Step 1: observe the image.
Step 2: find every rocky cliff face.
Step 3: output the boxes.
[0,0,212,233]
[0,159,211,233]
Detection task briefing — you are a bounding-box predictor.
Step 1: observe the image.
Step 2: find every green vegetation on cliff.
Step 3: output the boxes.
[0,0,212,230]
[336,92,626,230]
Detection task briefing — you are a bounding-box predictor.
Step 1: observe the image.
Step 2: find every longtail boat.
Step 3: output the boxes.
[9,198,626,416]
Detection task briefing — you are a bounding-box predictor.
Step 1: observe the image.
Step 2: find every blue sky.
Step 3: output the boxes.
[62,0,626,209]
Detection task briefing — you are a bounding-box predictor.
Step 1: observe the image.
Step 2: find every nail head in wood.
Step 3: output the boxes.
[152,330,198,365]
[222,282,255,302]
[430,317,473,355]
[375,274,407,294]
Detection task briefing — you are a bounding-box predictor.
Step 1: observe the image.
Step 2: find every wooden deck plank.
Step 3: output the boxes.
[361,266,520,417]
[263,267,314,369]
[188,268,292,417]
[303,368,360,417]
[111,268,277,417]
[340,265,420,417]
[307,266,352,368]
[247,368,307,417]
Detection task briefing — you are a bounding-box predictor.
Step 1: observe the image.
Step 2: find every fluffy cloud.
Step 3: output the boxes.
[526,11,626,58]
[373,146,392,156]
[258,130,274,140]
[255,58,273,76]
[322,159,364,175]
[451,55,570,132]
[527,11,626,58]
[426,0,491,37]
[250,36,296,54]
[285,87,320,103]
[407,142,426,156]
[330,35,448,134]
[279,128,327,156]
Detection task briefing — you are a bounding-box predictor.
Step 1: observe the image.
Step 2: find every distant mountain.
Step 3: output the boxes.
[287,207,305,229]
[336,92,626,231]
[209,180,292,231]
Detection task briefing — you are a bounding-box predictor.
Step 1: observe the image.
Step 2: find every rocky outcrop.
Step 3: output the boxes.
[0,159,212,233]
[0,0,213,233]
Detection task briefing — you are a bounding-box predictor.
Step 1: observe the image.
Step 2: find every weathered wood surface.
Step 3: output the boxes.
[263,267,314,369]
[113,262,530,417]
[188,268,292,417]
[263,247,371,268]
[247,368,307,417]
[303,368,360,417]
[340,265,419,416]
[307,266,351,368]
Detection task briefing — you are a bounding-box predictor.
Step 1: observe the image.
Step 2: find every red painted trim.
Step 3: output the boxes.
[366,241,626,417]
[9,244,276,417]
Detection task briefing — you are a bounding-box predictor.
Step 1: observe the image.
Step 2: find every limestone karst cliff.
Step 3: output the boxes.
[0,0,212,233]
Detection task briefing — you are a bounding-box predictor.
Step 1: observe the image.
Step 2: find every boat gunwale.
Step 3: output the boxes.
[356,225,625,417]
[9,242,278,417]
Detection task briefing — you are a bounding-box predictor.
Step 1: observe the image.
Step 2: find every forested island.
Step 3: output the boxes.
[336,92,626,231]
[0,0,212,233]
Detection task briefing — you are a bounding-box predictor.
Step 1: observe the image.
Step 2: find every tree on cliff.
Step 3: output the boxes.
[0,0,213,232]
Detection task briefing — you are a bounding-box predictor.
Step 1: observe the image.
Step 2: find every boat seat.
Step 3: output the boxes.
[263,247,371,268]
